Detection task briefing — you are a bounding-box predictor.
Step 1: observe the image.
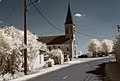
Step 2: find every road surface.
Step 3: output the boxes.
[26,57,115,81]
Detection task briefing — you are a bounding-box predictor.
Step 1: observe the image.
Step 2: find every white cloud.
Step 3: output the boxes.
[0,0,1,2]
[75,13,82,17]
[74,13,85,17]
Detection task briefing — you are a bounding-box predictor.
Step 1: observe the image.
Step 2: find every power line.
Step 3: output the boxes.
[29,0,116,39]
[76,30,116,38]
[0,0,19,25]
[29,0,64,32]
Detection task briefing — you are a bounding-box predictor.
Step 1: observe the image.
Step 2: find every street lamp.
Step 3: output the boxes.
[24,0,40,75]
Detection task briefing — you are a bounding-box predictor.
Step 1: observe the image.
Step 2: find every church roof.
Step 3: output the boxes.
[38,35,70,45]
[64,1,73,24]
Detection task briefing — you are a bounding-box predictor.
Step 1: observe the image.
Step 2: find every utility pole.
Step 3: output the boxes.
[24,0,27,75]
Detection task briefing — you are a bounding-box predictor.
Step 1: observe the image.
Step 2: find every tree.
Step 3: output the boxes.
[0,26,47,75]
[101,39,113,56]
[88,39,101,57]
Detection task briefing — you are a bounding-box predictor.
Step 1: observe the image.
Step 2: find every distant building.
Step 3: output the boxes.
[38,1,77,60]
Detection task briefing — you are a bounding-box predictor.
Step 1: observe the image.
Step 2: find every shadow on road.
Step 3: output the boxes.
[86,63,111,81]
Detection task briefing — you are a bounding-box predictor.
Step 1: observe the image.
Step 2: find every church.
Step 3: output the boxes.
[38,1,77,60]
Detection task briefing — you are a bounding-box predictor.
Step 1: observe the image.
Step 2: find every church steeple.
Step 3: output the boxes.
[65,0,73,24]
[64,0,75,38]
[64,0,76,61]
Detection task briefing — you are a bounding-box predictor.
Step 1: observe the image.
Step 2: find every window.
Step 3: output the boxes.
[53,46,56,49]
[58,46,61,49]
[67,47,69,51]
[48,47,51,51]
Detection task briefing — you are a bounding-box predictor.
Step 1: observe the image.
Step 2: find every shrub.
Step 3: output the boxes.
[44,58,54,67]
[48,49,64,64]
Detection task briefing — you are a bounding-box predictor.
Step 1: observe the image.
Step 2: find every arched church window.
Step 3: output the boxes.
[67,47,69,51]
[48,47,51,51]
[53,46,56,49]
[58,46,61,49]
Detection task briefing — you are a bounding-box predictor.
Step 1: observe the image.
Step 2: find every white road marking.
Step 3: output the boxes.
[63,76,68,80]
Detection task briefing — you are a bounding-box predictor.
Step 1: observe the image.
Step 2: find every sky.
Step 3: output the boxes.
[0,0,120,53]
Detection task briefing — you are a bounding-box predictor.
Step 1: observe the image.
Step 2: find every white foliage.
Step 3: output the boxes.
[39,43,47,52]
[88,39,101,53]
[101,39,113,53]
[88,38,114,57]
[0,26,47,75]
[44,58,54,67]
[0,72,24,81]
[48,49,64,64]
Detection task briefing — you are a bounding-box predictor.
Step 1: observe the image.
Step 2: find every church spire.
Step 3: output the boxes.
[65,0,73,24]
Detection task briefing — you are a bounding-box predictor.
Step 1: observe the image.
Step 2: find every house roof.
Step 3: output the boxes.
[38,35,70,45]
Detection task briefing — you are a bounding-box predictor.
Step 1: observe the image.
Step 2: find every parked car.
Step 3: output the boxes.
[78,54,88,58]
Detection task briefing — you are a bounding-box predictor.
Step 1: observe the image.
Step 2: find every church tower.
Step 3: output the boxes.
[64,0,75,39]
[64,0,76,60]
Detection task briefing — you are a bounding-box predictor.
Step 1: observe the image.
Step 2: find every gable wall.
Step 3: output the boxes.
[47,44,70,55]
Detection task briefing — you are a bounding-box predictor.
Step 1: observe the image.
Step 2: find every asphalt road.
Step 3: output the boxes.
[26,57,115,81]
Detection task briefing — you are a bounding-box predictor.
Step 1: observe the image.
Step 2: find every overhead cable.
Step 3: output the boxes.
[29,0,116,39]
[0,0,19,25]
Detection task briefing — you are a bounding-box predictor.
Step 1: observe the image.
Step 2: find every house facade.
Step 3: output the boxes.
[38,2,77,60]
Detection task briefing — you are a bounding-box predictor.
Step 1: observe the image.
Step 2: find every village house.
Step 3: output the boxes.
[38,1,77,60]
